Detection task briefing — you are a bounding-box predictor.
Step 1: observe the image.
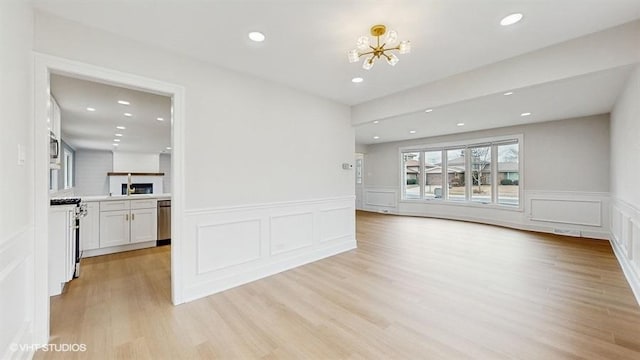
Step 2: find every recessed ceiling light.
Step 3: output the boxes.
[166,146,172,150]
[504,91,514,96]
[124,113,132,117]
[248,31,265,42]
[116,126,126,130]
[112,143,119,146]
[373,120,379,124]
[521,112,531,117]
[373,136,380,140]
[409,130,417,134]
[115,133,123,137]
[500,13,523,26]
[425,109,433,113]
[351,77,364,83]
[457,122,465,126]
[86,107,96,112]
[113,139,120,142]
[156,117,164,121]
[117,100,130,105]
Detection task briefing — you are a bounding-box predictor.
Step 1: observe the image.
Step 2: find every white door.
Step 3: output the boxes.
[130,208,158,243]
[100,210,130,247]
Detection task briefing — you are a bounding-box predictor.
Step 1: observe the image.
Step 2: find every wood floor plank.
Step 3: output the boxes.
[36,211,640,359]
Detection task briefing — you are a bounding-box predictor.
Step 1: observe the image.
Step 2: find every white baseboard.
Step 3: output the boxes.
[82,241,156,258]
[393,209,610,240]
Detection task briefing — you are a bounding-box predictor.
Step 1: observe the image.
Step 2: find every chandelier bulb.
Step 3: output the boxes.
[386,53,399,66]
[356,36,370,51]
[348,49,360,63]
[386,29,398,45]
[363,57,375,70]
[399,40,411,54]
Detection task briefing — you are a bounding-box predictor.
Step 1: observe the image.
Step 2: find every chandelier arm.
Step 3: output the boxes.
[359,50,376,57]
[382,53,392,61]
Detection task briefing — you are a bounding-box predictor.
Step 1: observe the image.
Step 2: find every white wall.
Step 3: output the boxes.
[112,152,159,173]
[361,115,611,239]
[609,64,640,302]
[34,11,355,302]
[159,153,171,193]
[74,149,113,196]
[0,1,36,358]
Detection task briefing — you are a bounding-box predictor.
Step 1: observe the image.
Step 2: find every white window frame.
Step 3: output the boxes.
[399,134,524,211]
[63,148,73,189]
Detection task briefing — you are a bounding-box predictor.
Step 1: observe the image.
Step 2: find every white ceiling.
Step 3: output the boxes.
[35,1,640,148]
[355,65,635,144]
[50,74,172,153]
[34,0,640,106]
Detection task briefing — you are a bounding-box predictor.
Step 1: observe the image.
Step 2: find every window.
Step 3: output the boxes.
[446,149,466,201]
[423,150,442,199]
[470,146,491,204]
[402,152,421,200]
[63,149,74,189]
[401,135,521,208]
[497,142,519,206]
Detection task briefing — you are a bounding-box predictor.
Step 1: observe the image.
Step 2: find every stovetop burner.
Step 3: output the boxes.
[50,198,82,206]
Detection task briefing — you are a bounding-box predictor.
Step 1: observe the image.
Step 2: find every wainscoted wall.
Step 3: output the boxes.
[362,186,398,213]
[610,198,640,304]
[0,227,35,359]
[182,196,356,302]
[361,188,610,239]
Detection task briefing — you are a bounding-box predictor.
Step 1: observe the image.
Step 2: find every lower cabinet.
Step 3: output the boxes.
[98,199,158,250]
[80,202,100,251]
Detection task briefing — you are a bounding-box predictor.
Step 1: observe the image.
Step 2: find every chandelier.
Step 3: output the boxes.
[348,24,411,70]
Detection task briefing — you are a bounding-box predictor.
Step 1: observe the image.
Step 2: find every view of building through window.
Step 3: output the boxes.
[401,138,520,207]
[403,152,421,199]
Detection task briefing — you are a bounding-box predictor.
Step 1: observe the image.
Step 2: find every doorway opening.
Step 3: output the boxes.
[33,54,185,344]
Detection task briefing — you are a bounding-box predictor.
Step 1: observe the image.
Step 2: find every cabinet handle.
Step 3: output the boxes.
[132,213,135,221]
[125,214,129,221]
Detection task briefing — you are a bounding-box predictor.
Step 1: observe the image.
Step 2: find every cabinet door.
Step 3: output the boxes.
[130,207,157,243]
[80,202,100,251]
[100,210,130,247]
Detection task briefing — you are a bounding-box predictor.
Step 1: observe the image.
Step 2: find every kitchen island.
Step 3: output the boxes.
[80,193,171,257]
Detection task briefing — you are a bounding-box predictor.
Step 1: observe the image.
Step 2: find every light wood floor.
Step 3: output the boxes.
[38,211,640,359]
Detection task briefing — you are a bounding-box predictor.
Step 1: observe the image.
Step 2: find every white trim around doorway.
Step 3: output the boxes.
[33,53,186,345]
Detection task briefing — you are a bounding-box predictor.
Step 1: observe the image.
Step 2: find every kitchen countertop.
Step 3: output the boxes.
[78,193,172,202]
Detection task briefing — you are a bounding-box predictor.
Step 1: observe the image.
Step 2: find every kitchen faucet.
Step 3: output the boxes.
[127,173,135,196]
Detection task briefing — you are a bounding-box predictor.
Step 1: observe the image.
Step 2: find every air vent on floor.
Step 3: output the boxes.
[553,229,581,237]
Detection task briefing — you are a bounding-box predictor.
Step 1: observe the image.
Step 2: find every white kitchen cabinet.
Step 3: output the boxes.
[99,199,157,248]
[49,205,76,296]
[130,207,158,243]
[80,202,100,251]
[100,210,131,247]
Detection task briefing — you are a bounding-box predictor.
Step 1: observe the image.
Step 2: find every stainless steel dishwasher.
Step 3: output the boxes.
[157,200,171,246]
